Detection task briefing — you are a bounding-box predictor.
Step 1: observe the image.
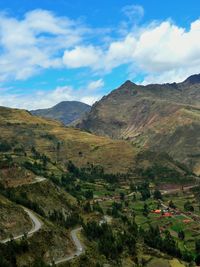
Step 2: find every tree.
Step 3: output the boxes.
[120,192,125,201]
[138,182,151,201]
[195,239,200,253]
[83,202,92,213]
[163,231,180,257]
[0,141,12,152]
[178,230,185,240]
[169,200,176,209]
[153,189,162,200]
[195,254,200,266]
[84,190,93,200]
[184,201,194,212]
[143,203,149,217]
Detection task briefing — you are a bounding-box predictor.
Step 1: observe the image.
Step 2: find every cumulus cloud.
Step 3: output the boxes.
[63,46,102,68]
[87,79,104,90]
[63,19,200,83]
[0,9,86,81]
[1,7,200,88]
[63,35,136,71]
[0,78,104,109]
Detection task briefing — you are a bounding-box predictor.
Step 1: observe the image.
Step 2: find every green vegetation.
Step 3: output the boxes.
[0,106,200,267]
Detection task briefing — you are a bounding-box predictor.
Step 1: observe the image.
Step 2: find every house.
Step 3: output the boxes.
[163,212,172,217]
[183,219,191,224]
[152,209,161,214]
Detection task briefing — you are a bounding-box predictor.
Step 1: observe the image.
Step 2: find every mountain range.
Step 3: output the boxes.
[76,74,200,175]
[1,73,200,176]
[31,101,91,125]
[1,74,200,266]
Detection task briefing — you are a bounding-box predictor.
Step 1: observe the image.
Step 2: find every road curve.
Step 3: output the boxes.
[52,227,84,265]
[0,207,42,244]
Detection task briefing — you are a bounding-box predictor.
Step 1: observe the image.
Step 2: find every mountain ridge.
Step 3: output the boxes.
[31,100,91,125]
[76,74,200,174]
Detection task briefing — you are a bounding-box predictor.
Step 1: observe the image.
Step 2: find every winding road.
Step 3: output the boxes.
[0,207,42,244]
[53,227,84,265]
[0,176,85,265]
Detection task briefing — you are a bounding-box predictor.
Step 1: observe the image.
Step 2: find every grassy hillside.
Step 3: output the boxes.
[8,180,77,216]
[0,194,32,240]
[0,106,136,174]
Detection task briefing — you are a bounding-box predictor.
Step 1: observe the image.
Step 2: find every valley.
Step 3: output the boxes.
[0,75,200,267]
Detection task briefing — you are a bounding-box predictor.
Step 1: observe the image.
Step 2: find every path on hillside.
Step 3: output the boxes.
[52,227,84,265]
[0,176,46,243]
[29,176,47,184]
[0,175,85,265]
[0,207,42,243]
[161,184,199,195]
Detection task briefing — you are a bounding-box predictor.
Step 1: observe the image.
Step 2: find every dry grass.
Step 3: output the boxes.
[0,106,137,173]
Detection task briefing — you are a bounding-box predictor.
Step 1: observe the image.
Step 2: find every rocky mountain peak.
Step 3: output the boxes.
[183,74,200,84]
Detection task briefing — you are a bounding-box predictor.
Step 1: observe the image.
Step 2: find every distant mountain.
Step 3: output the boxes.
[31,101,91,125]
[76,74,200,175]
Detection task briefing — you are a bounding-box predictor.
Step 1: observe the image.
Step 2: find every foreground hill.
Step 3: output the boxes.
[31,101,91,125]
[0,105,197,267]
[0,106,136,173]
[76,74,200,174]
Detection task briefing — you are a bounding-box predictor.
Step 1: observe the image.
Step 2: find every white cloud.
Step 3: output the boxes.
[63,19,200,83]
[0,7,200,87]
[0,78,104,109]
[87,79,104,90]
[63,46,102,68]
[63,35,136,71]
[122,4,144,23]
[0,10,85,81]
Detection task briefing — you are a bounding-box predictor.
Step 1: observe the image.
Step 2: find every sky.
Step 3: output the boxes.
[0,0,200,109]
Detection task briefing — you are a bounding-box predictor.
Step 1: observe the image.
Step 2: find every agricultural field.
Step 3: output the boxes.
[79,179,200,266]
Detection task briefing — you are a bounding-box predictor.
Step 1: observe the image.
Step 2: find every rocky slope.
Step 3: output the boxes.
[76,74,200,174]
[31,101,91,125]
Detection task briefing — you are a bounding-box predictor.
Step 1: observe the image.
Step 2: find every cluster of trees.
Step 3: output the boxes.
[23,161,46,176]
[0,236,29,267]
[83,219,138,260]
[0,236,51,267]
[48,210,82,228]
[83,202,103,214]
[138,182,151,201]
[140,163,188,183]
[142,226,193,262]
[0,140,12,152]
[184,201,194,212]
[107,202,123,218]
[31,147,49,167]
[0,139,27,156]
[67,161,128,184]
[0,185,45,217]
[22,147,50,175]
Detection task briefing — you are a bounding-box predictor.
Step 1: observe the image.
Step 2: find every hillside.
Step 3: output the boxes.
[0,106,136,174]
[0,195,32,240]
[76,75,200,174]
[31,101,91,125]
[0,105,196,267]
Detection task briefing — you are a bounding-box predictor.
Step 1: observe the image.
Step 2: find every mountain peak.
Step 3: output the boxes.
[183,74,200,84]
[121,80,135,87]
[31,101,91,125]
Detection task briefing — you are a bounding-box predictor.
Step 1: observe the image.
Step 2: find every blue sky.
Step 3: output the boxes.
[0,0,200,109]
